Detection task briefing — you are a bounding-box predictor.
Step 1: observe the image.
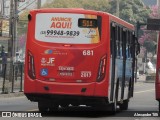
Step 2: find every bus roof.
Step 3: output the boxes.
[30,8,135,31]
[108,13,135,30]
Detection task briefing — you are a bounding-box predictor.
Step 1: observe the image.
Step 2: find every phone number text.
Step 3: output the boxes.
[40,30,80,36]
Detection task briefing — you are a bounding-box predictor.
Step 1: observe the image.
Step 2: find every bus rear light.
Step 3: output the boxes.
[63,44,72,47]
[49,78,56,82]
[97,55,107,82]
[76,80,83,83]
[28,51,36,79]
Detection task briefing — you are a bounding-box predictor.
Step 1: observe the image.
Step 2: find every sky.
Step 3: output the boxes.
[0,0,48,16]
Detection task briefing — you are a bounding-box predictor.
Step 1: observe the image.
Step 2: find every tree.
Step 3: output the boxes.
[109,0,150,24]
[138,5,158,56]
[42,0,110,12]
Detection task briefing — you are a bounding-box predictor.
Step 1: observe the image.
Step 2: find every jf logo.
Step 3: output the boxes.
[41,58,55,64]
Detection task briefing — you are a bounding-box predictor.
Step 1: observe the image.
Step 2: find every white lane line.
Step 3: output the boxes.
[27,109,39,111]
[134,89,155,94]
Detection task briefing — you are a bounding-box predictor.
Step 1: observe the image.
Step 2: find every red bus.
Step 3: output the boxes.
[24,8,138,113]
[156,33,160,112]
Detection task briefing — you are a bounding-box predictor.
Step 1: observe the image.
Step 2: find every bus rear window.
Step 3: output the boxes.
[35,13,101,44]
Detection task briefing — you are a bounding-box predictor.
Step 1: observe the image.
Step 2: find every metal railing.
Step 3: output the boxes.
[0,62,24,94]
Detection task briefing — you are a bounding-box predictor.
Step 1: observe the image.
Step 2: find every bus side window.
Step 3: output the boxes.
[115,26,119,58]
[110,23,116,56]
[128,31,132,58]
[116,26,121,58]
[110,23,112,55]
[130,32,135,58]
[126,31,131,59]
[122,28,126,59]
[120,27,123,58]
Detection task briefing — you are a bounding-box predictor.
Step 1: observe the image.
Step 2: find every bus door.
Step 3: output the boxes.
[125,31,133,99]
[121,28,127,101]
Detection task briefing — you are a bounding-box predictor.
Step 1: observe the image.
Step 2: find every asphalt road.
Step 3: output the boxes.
[0,77,159,120]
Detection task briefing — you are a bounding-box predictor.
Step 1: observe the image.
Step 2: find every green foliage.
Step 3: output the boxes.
[109,0,150,24]
[18,0,151,35]
[143,40,156,53]
[19,0,151,25]
[42,0,110,12]
[17,10,29,36]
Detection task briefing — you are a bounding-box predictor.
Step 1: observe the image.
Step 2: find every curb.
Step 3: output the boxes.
[0,92,24,99]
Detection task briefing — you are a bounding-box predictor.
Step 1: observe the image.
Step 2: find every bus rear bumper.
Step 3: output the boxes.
[24,77,108,97]
[25,93,109,106]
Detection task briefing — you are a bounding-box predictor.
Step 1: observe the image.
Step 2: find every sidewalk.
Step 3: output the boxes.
[0,92,24,98]
[0,77,24,98]
[136,74,146,82]
[137,74,156,83]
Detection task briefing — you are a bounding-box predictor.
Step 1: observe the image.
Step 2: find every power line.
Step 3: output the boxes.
[18,0,37,12]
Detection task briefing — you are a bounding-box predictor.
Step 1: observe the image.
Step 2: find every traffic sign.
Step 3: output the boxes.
[147,19,160,31]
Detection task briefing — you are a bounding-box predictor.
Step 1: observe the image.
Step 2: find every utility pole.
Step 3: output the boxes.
[1,0,5,16]
[8,0,14,84]
[8,0,18,83]
[14,0,18,53]
[37,0,41,9]
[116,0,120,17]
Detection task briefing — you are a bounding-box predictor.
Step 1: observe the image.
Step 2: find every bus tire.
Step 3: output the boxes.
[49,104,59,112]
[110,98,117,114]
[110,83,118,114]
[120,99,129,110]
[38,101,49,113]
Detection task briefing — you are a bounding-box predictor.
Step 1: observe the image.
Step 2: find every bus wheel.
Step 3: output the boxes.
[60,103,69,108]
[49,104,59,112]
[109,96,117,114]
[110,86,118,114]
[38,101,49,113]
[120,99,129,110]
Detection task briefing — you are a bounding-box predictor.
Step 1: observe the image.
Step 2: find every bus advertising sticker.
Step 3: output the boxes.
[40,68,48,76]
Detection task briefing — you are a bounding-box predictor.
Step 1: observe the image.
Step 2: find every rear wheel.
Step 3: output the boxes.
[109,83,118,114]
[49,103,59,112]
[38,101,49,113]
[120,99,129,110]
[110,95,117,114]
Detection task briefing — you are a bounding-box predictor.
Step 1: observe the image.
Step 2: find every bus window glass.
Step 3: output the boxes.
[35,13,101,44]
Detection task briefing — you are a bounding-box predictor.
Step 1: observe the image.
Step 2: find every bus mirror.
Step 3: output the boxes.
[28,14,32,21]
[155,45,157,54]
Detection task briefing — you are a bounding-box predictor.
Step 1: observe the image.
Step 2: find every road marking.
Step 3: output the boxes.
[134,89,155,94]
[27,109,39,111]
[135,83,144,86]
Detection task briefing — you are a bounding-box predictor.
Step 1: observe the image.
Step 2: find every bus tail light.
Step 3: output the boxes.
[28,51,36,79]
[97,55,107,82]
